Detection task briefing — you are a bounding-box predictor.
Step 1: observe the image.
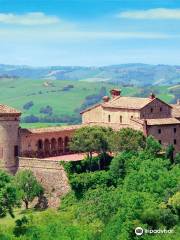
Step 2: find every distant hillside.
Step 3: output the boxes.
[0,63,180,86]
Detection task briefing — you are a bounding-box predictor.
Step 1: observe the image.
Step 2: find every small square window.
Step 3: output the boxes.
[158,129,161,134]
[160,107,162,112]
[174,128,176,133]
[159,140,162,144]
[151,108,153,113]
[174,139,177,145]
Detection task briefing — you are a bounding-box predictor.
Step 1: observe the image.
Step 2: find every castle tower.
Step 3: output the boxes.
[0,104,21,173]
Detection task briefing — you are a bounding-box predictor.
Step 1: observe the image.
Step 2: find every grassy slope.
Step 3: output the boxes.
[0,78,177,128]
[0,78,139,117]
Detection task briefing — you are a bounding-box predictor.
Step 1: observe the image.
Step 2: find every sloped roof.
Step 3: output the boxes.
[20,124,81,134]
[146,118,180,126]
[81,94,173,113]
[171,104,180,118]
[131,118,180,126]
[80,103,101,114]
[102,96,152,110]
[0,104,21,115]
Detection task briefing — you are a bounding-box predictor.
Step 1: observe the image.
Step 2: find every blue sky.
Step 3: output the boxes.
[0,0,180,66]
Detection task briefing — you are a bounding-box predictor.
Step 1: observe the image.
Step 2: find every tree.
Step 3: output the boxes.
[0,170,19,218]
[109,152,133,181]
[70,126,113,169]
[110,128,146,153]
[165,144,175,164]
[168,192,180,215]
[174,153,180,164]
[145,135,162,156]
[15,170,44,209]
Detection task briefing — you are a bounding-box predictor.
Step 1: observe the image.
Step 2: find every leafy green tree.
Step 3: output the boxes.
[70,126,113,169]
[15,170,44,209]
[69,170,114,198]
[165,144,175,164]
[168,192,180,215]
[145,135,162,156]
[109,152,134,181]
[111,128,146,153]
[174,153,180,164]
[0,170,20,218]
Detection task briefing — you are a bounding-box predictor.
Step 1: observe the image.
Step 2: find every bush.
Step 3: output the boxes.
[23,101,34,110]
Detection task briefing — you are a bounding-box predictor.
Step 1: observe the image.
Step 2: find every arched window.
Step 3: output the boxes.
[37,139,43,151]
[58,137,63,154]
[64,136,70,153]
[44,139,50,152]
[51,138,57,151]
[108,114,111,122]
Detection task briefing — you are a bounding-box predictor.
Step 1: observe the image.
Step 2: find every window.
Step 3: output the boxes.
[108,114,111,122]
[14,145,19,157]
[160,107,162,112]
[174,128,176,133]
[158,129,161,134]
[150,108,153,113]
[131,116,133,119]
[120,115,122,123]
[0,147,3,158]
[37,139,43,150]
[159,140,162,144]
[174,139,177,145]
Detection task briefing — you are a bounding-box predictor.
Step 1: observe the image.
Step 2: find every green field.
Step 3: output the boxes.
[0,78,178,127]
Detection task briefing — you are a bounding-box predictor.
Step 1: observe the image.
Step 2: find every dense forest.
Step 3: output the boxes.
[0,127,180,240]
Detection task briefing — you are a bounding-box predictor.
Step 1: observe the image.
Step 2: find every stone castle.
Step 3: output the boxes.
[0,89,180,204]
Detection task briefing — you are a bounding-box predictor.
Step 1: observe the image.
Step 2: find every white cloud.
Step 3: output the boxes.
[117,8,180,20]
[0,12,60,25]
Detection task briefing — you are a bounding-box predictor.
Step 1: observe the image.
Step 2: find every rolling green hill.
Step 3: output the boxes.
[0,63,180,86]
[0,78,179,128]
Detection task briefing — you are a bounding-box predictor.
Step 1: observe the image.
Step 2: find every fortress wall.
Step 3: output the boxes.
[18,157,71,207]
[0,117,20,173]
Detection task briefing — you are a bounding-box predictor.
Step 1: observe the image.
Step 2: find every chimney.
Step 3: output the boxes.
[102,96,110,103]
[110,89,121,98]
[149,93,156,100]
[177,99,180,105]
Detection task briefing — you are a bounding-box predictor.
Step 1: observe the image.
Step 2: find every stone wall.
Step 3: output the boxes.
[82,105,103,124]
[0,116,20,173]
[19,128,78,158]
[103,107,140,125]
[18,157,71,207]
[140,99,172,119]
[147,124,180,153]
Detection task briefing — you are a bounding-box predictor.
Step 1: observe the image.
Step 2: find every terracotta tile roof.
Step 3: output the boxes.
[146,118,180,126]
[102,96,152,110]
[171,104,180,118]
[80,103,101,114]
[0,104,21,114]
[21,124,81,134]
[131,117,180,126]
